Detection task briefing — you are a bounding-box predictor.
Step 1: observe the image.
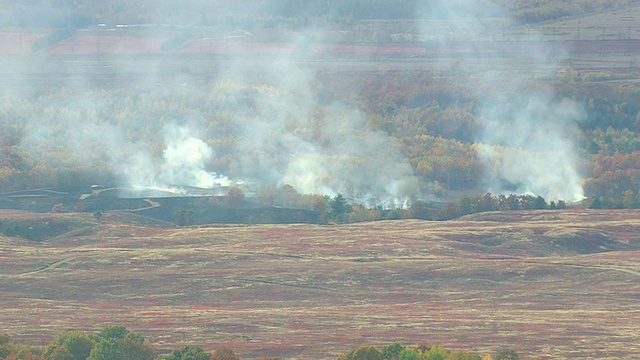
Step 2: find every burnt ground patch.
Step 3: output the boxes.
[134,196,319,225]
[1,187,320,225]
[0,215,95,242]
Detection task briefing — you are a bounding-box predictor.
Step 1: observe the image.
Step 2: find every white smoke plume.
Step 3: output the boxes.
[477,95,585,201]
[217,52,419,207]
[119,124,230,192]
[418,0,586,202]
[160,125,229,188]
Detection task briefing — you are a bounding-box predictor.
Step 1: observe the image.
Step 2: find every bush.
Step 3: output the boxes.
[212,347,240,360]
[494,349,519,360]
[350,345,383,360]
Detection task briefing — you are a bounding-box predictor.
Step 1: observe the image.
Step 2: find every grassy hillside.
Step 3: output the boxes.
[1,209,640,358]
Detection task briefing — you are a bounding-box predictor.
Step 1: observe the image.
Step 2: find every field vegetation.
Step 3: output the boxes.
[0,325,519,360]
[2,2,640,359]
[2,209,640,358]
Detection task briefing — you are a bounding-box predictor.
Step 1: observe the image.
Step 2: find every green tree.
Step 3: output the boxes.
[162,346,210,360]
[533,195,547,209]
[88,340,124,360]
[382,343,405,360]
[174,209,195,226]
[118,337,155,360]
[0,333,11,345]
[89,326,155,360]
[494,349,519,360]
[350,345,382,360]
[425,346,449,360]
[94,325,130,342]
[330,194,350,222]
[45,346,74,360]
[506,194,520,210]
[397,348,421,360]
[0,345,11,359]
[46,330,94,360]
[588,196,603,209]
[88,338,155,360]
[449,351,482,360]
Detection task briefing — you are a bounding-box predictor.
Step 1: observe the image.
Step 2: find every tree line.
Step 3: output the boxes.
[0,325,520,360]
[202,184,572,224]
[1,68,640,216]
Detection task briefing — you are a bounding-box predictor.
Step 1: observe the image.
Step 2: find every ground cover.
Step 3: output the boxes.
[1,209,639,359]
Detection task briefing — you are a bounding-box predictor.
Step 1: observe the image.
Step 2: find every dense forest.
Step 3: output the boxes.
[0,325,519,360]
[1,67,640,220]
[0,0,636,28]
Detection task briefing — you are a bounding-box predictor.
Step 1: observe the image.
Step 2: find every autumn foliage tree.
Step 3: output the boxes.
[225,187,245,208]
[211,347,240,360]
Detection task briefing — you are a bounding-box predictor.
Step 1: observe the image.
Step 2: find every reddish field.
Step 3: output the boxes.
[1,209,640,359]
[2,29,640,57]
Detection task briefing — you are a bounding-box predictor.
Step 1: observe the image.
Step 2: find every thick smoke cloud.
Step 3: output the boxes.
[11,26,419,207]
[418,0,586,201]
[119,125,230,192]
[214,54,419,207]
[8,0,586,206]
[477,95,585,201]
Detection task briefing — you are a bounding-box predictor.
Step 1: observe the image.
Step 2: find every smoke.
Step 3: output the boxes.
[160,125,229,188]
[8,26,419,207]
[9,0,590,207]
[477,95,585,201]
[214,53,419,207]
[417,0,586,201]
[118,124,230,192]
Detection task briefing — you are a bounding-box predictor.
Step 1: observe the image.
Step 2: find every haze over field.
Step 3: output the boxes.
[1,0,602,206]
[418,0,586,201]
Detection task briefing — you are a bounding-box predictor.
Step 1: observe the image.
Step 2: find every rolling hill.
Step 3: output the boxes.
[1,209,639,358]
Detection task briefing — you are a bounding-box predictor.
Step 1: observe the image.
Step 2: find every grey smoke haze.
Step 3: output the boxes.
[8,1,586,205]
[119,124,230,191]
[477,95,585,201]
[215,53,419,207]
[11,26,419,207]
[418,0,586,201]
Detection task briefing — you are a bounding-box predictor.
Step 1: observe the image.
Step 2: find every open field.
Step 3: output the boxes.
[1,209,640,359]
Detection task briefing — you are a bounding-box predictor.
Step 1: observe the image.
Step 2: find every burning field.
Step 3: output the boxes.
[1,209,640,359]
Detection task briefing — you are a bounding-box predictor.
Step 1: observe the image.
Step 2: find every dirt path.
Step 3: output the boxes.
[0,257,76,278]
[128,199,161,212]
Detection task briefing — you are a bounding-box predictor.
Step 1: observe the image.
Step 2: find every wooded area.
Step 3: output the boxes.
[0,325,519,360]
[1,68,639,219]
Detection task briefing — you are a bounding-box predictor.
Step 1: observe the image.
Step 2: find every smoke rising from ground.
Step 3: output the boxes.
[10,29,419,207]
[477,95,585,201]
[418,0,586,201]
[216,53,419,207]
[119,125,230,192]
[4,1,589,206]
